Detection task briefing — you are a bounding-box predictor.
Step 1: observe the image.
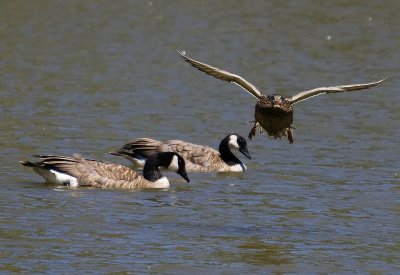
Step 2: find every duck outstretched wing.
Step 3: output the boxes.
[287,78,386,105]
[178,51,263,99]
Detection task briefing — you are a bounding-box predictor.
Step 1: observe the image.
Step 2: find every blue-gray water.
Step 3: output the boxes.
[1,1,399,273]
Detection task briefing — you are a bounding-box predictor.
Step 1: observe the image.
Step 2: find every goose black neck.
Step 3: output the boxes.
[219,138,243,168]
[142,157,163,182]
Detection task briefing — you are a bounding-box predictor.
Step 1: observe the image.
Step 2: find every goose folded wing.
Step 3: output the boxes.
[163,140,218,166]
[75,160,140,188]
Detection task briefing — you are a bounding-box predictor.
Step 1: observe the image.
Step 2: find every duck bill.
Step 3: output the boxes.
[239,147,251,160]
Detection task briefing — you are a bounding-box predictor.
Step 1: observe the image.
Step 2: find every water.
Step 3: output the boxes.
[1,1,399,273]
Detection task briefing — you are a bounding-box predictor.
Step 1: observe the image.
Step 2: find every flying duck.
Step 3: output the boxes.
[178,51,386,143]
[110,134,251,173]
[20,152,190,189]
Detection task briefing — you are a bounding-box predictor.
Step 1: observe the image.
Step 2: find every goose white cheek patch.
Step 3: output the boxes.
[168,155,179,172]
[228,135,239,149]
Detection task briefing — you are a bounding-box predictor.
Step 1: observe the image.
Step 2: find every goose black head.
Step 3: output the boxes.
[157,152,190,183]
[224,134,251,160]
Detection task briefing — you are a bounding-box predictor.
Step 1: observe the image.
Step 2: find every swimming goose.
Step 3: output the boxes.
[178,51,386,143]
[110,134,251,173]
[20,152,190,189]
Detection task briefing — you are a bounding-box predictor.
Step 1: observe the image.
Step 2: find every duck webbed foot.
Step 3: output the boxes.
[287,128,294,144]
[248,122,258,140]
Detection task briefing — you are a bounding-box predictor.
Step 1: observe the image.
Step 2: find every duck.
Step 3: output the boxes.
[110,134,251,173]
[178,51,386,143]
[19,152,190,189]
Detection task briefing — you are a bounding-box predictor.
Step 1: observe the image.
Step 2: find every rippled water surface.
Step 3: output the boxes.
[1,1,399,273]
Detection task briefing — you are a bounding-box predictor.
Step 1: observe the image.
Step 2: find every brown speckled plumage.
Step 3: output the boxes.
[253,95,294,143]
[110,134,251,173]
[178,51,386,143]
[20,153,189,189]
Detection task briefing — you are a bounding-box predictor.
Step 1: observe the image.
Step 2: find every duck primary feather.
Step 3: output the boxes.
[178,51,386,143]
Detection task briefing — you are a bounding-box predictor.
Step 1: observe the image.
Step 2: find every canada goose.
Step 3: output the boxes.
[178,51,386,143]
[20,152,190,189]
[110,134,251,172]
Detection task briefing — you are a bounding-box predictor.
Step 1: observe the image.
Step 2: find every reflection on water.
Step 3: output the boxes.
[215,238,293,266]
[1,0,399,274]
